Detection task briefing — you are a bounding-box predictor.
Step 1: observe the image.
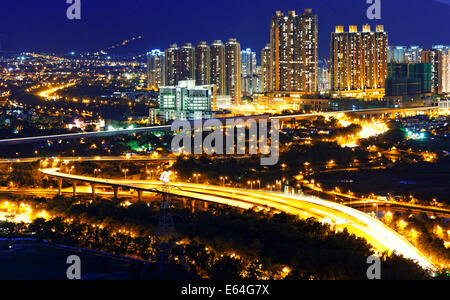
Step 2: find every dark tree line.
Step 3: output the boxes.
[1,196,434,280]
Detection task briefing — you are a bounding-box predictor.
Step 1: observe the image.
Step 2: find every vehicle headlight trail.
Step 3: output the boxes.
[40,168,436,271]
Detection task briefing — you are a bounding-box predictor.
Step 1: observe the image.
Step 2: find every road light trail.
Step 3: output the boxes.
[0,156,175,164]
[40,168,435,270]
[346,199,450,215]
[0,107,437,146]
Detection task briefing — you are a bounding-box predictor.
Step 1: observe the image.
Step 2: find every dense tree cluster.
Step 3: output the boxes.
[382,212,450,268]
[0,196,433,279]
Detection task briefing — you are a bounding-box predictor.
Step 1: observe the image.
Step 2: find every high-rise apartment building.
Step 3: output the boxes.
[261,44,272,93]
[438,46,450,93]
[388,46,407,63]
[318,59,331,92]
[330,25,388,93]
[210,40,226,96]
[242,73,262,96]
[422,46,450,94]
[165,44,179,86]
[241,48,258,97]
[225,38,242,104]
[147,50,165,90]
[241,48,257,76]
[445,50,450,93]
[388,46,423,64]
[270,9,318,93]
[164,43,196,86]
[195,42,211,86]
[179,43,195,82]
[422,49,442,94]
[405,46,423,64]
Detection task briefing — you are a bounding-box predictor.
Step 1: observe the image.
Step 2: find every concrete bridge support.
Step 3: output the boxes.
[113,186,119,200]
[91,183,97,202]
[58,178,63,196]
[72,181,77,198]
[137,190,143,202]
[190,199,196,214]
[190,200,196,213]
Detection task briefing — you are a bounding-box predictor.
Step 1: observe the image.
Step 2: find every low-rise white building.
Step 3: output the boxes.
[158,80,217,121]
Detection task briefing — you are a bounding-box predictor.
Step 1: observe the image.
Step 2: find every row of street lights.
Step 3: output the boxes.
[247,180,261,191]
[189,173,290,192]
[88,167,381,219]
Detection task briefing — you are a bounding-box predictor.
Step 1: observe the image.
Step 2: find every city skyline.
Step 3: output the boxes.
[0,0,450,58]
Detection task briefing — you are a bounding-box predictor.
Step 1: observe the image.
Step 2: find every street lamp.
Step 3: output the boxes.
[193,173,200,184]
[247,181,254,191]
[220,176,228,186]
[296,184,302,195]
[122,168,129,179]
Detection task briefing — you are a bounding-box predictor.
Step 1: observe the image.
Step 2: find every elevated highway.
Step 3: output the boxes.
[271,106,437,121]
[40,168,435,270]
[346,199,450,218]
[0,155,175,164]
[0,107,437,146]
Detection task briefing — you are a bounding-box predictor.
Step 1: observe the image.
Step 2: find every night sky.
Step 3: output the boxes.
[0,0,449,58]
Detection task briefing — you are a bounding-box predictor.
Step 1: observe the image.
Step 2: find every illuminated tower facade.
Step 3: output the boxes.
[270,9,318,93]
[261,44,272,92]
[210,40,226,95]
[423,46,450,94]
[330,25,388,92]
[225,38,241,104]
[195,42,211,85]
[179,43,195,82]
[241,48,257,76]
[147,50,165,90]
[165,44,179,86]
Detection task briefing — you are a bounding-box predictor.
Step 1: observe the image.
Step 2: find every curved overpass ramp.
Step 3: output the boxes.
[40,168,435,271]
